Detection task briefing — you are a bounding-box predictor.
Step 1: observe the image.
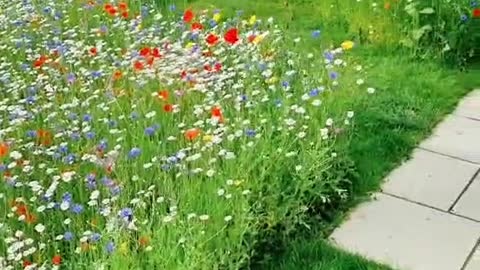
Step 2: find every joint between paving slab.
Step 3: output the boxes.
[448,168,480,212]
[381,192,480,223]
[417,147,480,166]
[460,238,480,270]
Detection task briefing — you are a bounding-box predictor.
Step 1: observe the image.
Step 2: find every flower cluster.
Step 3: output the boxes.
[0,1,371,269]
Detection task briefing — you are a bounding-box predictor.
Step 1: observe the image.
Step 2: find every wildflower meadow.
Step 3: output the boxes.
[0,1,373,269]
[2,0,480,269]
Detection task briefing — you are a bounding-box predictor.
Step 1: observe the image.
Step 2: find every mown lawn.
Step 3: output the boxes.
[169,0,480,269]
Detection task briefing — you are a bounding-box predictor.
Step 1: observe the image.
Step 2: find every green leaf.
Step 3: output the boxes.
[419,7,435,14]
[404,3,418,16]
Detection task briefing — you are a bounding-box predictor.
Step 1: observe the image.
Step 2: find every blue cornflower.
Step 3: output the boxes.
[58,145,68,154]
[329,72,339,80]
[83,114,92,122]
[26,130,37,138]
[98,140,108,151]
[91,70,102,79]
[106,241,115,254]
[90,233,101,242]
[0,164,7,172]
[64,231,74,241]
[85,131,95,140]
[120,208,133,221]
[102,177,114,187]
[309,89,319,96]
[26,96,35,104]
[209,19,217,27]
[108,120,118,128]
[461,14,468,22]
[65,154,75,164]
[144,127,155,136]
[67,73,76,84]
[71,204,83,214]
[472,1,478,7]
[274,99,282,107]
[62,192,72,203]
[312,30,321,38]
[169,4,176,11]
[282,81,290,88]
[324,52,334,61]
[43,6,51,14]
[110,185,122,196]
[128,147,142,159]
[246,129,256,137]
[130,112,139,120]
[152,123,161,130]
[161,164,170,171]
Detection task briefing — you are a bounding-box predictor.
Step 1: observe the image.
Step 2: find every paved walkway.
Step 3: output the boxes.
[331,90,480,270]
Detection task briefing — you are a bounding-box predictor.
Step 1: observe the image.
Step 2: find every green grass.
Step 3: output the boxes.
[168,0,480,269]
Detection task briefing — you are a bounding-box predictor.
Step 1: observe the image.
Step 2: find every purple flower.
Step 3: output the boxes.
[64,231,74,241]
[106,241,115,254]
[90,233,101,242]
[71,204,84,214]
[83,114,92,122]
[312,30,321,38]
[128,147,142,159]
[144,127,155,136]
[246,129,256,137]
[120,208,133,221]
[329,72,339,80]
[67,73,76,84]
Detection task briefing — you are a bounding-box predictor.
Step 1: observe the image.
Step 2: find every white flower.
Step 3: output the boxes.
[326,118,333,126]
[295,165,303,171]
[34,224,45,233]
[224,215,233,222]
[206,169,215,177]
[217,189,225,196]
[367,87,376,94]
[312,99,322,106]
[9,151,22,160]
[347,111,354,118]
[199,215,209,221]
[145,111,156,118]
[163,216,174,223]
[356,79,365,85]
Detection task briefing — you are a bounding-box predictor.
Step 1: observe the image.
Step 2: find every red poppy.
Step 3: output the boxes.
[0,143,8,158]
[113,70,123,80]
[23,260,32,268]
[152,48,161,58]
[224,28,239,45]
[474,8,480,18]
[118,2,128,10]
[204,64,212,72]
[214,63,222,71]
[90,47,97,56]
[33,55,48,68]
[183,9,194,23]
[191,22,203,31]
[158,90,169,100]
[133,61,144,71]
[108,7,117,16]
[121,11,129,19]
[104,3,114,11]
[163,104,173,112]
[185,128,200,141]
[52,255,62,265]
[206,34,219,46]
[140,47,151,57]
[248,35,256,43]
[211,106,222,116]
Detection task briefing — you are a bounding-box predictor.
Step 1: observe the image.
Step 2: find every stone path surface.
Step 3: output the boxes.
[330,90,480,270]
